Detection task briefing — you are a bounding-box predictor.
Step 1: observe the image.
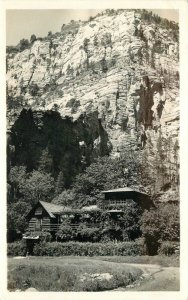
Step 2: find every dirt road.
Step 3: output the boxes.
[114,263,179,291]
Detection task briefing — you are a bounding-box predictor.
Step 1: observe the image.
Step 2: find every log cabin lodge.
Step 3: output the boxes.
[24,187,153,240]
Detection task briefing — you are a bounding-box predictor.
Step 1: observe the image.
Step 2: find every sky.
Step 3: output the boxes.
[6,9,179,46]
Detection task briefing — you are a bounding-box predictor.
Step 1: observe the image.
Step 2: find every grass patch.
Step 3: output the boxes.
[93,255,179,267]
[8,256,142,291]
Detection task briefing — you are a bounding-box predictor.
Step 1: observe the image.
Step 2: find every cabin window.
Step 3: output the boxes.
[35,207,43,216]
[109,199,127,205]
[108,199,133,206]
[110,200,116,205]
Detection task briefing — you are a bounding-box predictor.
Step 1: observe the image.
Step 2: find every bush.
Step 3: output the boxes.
[141,203,179,255]
[33,240,146,256]
[89,16,94,22]
[29,83,39,96]
[55,205,142,243]
[18,39,29,52]
[56,224,75,241]
[76,224,101,242]
[6,46,19,55]
[7,241,27,256]
[30,34,37,44]
[158,241,180,256]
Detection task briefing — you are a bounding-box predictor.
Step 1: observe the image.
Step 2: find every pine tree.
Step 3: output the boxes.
[55,171,65,195]
[38,147,53,174]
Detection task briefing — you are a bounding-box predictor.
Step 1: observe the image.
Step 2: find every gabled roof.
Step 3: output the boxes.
[106,209,123,213]
[81,205,100,211]
[101,187,148,195]
[39,201,71,218]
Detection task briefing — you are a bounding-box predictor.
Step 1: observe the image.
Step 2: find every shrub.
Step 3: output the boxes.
[66,64,74,76]
[89,16,94,22]
[33,240,146,256]
[105,9,115,16]
[39,231,52,242]
[29,83,39,96]
[158,241,180,256]
[101,57,108,72]
[56,223,75,241]
[7,241,27,256]
[7,200,30,242]
[32,242,47,256]
[101,32,112,48]
[141,203,179,255]
[30,34,37,44]
[18,39,29,52]
[83,38,90,52]
[6,46,19,55]
[76,224,101,242]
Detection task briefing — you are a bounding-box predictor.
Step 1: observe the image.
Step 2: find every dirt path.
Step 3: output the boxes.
[113,263,180,291]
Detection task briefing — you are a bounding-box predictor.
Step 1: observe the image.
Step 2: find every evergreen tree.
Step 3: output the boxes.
[55,171,65,195]
[30,34,37,44]
[7,200,31,242]
[18,39,29,52]
[8,166,27,202]
[20,170,55,205]
[38,147,53,174]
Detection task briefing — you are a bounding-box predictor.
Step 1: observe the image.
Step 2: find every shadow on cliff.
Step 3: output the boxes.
[8,109,112,188]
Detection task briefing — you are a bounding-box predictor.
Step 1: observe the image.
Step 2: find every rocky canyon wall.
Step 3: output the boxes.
[6,9,179,189]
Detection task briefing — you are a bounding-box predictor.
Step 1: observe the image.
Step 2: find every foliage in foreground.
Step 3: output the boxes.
[8,257,142,291]
[7,241,27,257]
[158,241,180,257]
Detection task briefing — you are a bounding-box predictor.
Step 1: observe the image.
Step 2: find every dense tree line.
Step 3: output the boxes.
[7,109,179,241]
[8,136,179,247]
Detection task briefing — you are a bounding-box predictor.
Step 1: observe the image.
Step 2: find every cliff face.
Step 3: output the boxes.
[6,10,179,188]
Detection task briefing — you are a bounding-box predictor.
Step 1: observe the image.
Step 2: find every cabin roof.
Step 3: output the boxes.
[101,187,148,196]
[55,205,101,215]
[81,205,100,211]
[39,201,71,218]
[106,209,123,213]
